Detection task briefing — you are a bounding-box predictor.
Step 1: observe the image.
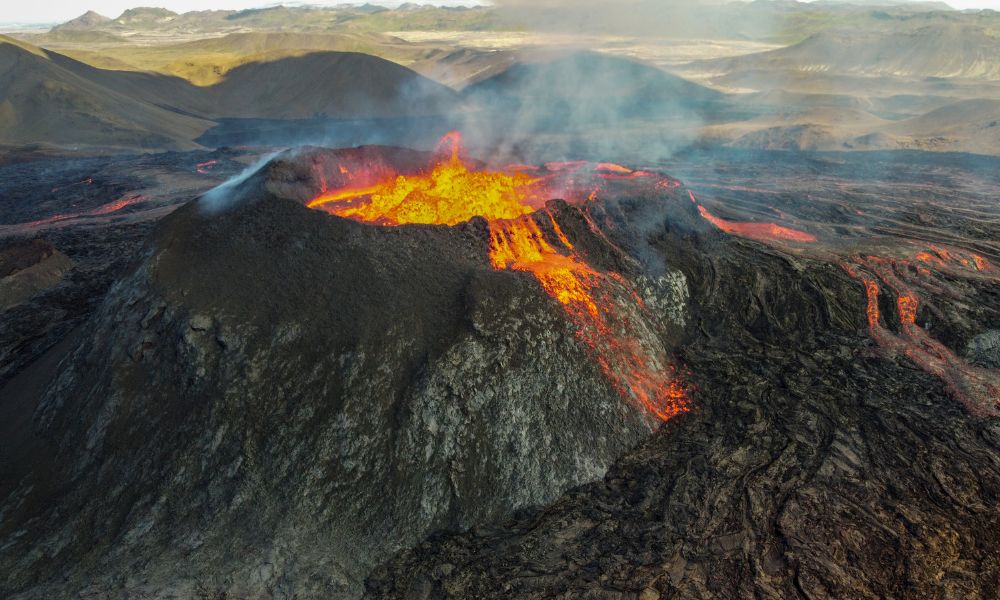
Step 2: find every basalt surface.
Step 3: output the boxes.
[0,146,997,600]
[368,150,1000,599]
[369,237,1000,599]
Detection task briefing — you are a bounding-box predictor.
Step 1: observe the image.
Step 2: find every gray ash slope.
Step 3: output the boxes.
[0,146,691,598]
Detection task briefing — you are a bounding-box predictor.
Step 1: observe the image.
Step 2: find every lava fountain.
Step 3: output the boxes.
[308,133,689,422]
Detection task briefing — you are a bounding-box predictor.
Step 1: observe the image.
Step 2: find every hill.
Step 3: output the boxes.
[0,35,459,150]
[51,11,113,31]
[114,7,179,27]
[881,98,1000,152]
[702,98,1000,153]
[410,48,519,89]
[690,24,1000,81]
[0,36,211,151]
[204,51,458,119]
[44,31,443,86]
[465,52,725,125]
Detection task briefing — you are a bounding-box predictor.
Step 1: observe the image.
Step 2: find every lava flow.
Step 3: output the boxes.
[2,193,148,234]
[684,188,996,415]
[843,255,999,416]
[307,133,689,422]
[696,204,817,243]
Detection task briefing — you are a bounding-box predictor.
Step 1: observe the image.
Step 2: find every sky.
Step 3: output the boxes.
[1,0,999,25]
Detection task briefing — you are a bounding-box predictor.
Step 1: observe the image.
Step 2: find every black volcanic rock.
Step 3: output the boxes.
[366,215,1000,599]
[968,330,1000,369]
[0,147,691,598]
[3,146,998,599]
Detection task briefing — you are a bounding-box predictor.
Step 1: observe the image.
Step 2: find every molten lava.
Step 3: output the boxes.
[307,133,689,422]
[689,184,995,415]
[3,193,148,233]
[843,257,999,415]
[696,205,817,243]
[308,147,543,226]
[196,160,219,174]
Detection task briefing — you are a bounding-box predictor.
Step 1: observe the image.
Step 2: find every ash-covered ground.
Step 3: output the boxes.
[0,146,998,599]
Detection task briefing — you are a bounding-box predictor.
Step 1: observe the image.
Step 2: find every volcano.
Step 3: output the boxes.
[1,137,998,599]
[0,136,697,597]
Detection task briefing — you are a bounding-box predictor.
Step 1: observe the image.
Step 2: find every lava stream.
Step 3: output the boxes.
[696,205,817,243]
[307,133,689,422]
[843,259,999,415]
[3,193,147,232]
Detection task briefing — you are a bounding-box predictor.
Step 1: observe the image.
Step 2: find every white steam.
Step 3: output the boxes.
[199,151,283,213]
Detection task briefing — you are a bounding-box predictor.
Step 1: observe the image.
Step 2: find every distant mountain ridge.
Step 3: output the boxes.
[42,2,1000,43]
[688,24,1000,81]
[812,0,952,9]
[51,10,112,31]
[45,4,502,36]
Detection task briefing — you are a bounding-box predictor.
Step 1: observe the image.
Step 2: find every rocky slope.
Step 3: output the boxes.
[0,146,690,598]
[0,239,73,311]
[368,199,1000,599]
[0,37,212,151]
[1,144,998,599]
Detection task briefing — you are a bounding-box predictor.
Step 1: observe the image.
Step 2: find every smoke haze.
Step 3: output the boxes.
[492,0,783,40]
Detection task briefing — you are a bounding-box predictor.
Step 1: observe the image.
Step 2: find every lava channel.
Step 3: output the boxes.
[307,132,689,422]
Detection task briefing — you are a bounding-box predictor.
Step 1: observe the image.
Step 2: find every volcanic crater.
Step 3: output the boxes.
[0,138,702,597]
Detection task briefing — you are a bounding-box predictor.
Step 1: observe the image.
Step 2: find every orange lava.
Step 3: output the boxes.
[597,162,633,174]
[897,294,918,325]
[863,278,881,330]
[196,160,219,174]
[308,140,545,226]
[696,205,817,243]
[4,193,147,232]
[307,132,689,422]
[90,194,145,216]
[916,246,996,280]
[844,258,999,416]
